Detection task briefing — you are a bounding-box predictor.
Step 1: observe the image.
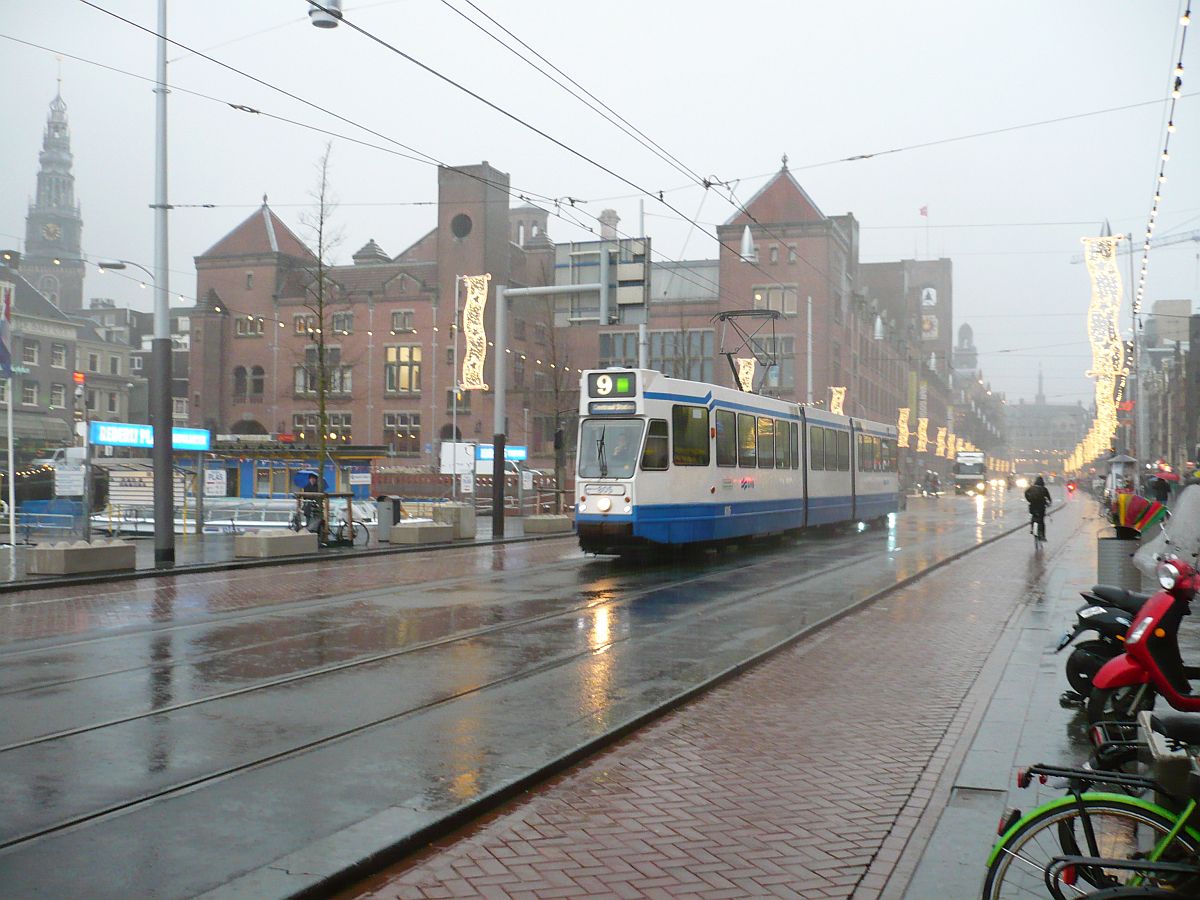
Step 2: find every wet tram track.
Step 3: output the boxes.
[0,553,596,679]
[0,533,898,852]
[0,534,581,613]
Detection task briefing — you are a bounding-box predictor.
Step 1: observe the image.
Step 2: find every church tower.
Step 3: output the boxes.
[24,82,85,314]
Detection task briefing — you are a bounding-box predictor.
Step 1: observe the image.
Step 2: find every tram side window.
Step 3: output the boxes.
[757,417,775,469]
[790,422,800,469]
[824,428,838,471]
[775,420,788,468]
[882,438,896,471]
[738,413,757,468]
[715,410,736,467]
[642,419,670,471]
[672,405,710,466]
[836,430,850,471]
[810,425,825,470]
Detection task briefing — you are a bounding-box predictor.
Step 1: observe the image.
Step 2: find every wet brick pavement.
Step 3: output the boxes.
[345,504,1087,899]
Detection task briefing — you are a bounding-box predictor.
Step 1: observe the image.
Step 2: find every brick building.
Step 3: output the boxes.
[190,163,558,463]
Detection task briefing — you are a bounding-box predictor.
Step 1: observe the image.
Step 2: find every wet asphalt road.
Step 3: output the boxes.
[0,489,1028,898]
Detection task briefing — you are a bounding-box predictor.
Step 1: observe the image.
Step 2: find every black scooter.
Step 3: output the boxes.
[1057,585,1153,700]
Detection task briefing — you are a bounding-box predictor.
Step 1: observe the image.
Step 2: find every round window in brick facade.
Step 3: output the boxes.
[450,213,473,239]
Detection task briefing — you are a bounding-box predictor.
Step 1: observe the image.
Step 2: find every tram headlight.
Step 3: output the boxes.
[976,482,986,491]
[623,504,632,514]
[597,497,612,512]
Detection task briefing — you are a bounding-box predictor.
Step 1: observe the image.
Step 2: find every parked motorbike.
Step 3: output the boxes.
[1087,557,1200,724]
[1087,485,1200,724]
[1057,601,1135,698]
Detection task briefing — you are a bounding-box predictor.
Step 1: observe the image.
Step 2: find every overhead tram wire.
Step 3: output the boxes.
[62,7,745,303]
[5,33,739,312]
[71,3,566,210]
[434,0,706,188]
[71,3,1200,309]
[295,1,817,299]
[453,0,705,187]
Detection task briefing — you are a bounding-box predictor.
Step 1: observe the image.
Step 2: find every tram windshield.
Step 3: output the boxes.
[578,418,644,479]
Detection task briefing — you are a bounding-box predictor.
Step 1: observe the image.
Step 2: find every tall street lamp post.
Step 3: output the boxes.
[150,0,173,565]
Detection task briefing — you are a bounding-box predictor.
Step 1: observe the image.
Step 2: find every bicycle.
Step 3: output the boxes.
[982,758,1200,897]
[329,516,369,547]
[1031,514,1046,551]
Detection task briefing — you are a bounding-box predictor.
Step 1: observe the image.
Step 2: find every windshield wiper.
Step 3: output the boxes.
[597,427,608,477]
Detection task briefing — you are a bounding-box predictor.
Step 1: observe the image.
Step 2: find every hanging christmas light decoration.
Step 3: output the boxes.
[735,357,757,392]
[829,386,846,415]
[459,273,492,391]
[935,426,947,457]
[916,417,929,453]
[896,408,911,448]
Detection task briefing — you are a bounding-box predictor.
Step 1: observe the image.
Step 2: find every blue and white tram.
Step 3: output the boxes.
[574,368,900,554]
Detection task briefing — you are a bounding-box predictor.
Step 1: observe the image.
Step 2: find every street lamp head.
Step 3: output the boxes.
[98,261,126,271]
[309,0,343,28]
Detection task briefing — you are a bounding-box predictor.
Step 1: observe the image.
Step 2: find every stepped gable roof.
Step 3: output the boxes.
[351,238,390,264]
[199,200,315,260]
[721,161,825,228]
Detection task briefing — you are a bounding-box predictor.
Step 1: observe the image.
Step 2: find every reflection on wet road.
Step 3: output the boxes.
[0,487,1027,899]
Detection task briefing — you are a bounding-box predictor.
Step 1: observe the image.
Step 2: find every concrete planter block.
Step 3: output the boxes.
[523,515,573,534]
[234,530,319,558]
[27,539,137,575]
[433,502,477,540]
[390,522,455,544]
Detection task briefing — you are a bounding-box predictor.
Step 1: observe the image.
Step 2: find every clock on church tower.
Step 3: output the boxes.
[42,223,61,241]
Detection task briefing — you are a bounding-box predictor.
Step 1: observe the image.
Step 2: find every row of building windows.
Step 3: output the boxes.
[0,380,121,412]
[239,310,557,346]
[230,346,562,403]
[18,340,123,375]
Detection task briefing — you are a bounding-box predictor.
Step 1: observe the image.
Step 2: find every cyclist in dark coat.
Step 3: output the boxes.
[1025,475,1052,541]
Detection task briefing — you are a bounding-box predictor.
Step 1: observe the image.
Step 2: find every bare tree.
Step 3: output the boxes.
[297,143,345,467]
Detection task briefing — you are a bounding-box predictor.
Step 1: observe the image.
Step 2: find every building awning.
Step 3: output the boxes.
[0,411,74,444]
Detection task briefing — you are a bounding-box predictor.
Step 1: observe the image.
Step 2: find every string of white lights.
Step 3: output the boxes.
[1133,5,1191,315]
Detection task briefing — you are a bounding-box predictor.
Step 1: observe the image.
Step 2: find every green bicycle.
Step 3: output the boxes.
[982,762,1200,898]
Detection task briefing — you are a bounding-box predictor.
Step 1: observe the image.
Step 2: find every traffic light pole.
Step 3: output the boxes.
[492,274,604,536]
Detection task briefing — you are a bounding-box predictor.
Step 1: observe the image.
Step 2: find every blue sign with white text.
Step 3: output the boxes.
[475,444,528,462]
[89,421,212,451]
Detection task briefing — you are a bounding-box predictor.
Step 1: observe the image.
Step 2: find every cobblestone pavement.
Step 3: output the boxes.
[345,504,1086,900]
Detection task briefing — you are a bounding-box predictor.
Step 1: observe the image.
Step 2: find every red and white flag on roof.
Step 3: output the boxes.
[919,206,929,217]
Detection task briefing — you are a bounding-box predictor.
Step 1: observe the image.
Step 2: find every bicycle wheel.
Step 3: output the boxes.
[351,520,369,547]
[983,795,1200,899]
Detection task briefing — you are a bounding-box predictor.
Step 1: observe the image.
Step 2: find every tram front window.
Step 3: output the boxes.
[578,419,644,479]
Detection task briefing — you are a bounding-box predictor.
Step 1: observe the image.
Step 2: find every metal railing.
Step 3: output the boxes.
[0,512,83,545]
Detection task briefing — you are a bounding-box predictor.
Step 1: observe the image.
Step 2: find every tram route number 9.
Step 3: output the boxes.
[589,372,636,398]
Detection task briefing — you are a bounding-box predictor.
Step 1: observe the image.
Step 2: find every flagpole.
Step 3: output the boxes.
[6,379,13,548]
[0,279,14,548]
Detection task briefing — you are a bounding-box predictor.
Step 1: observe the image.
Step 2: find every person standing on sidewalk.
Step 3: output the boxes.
[1025,475,1052,541]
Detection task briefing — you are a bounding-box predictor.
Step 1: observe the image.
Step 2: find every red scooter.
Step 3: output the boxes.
[1087,557,1200,724]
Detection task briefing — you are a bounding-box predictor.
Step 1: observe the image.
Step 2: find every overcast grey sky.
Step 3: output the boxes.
[2,1,1195,408]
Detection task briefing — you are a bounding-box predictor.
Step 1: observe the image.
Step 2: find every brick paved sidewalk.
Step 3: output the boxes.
[345,506,1085,900]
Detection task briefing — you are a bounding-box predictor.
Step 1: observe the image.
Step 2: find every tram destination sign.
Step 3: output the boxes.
[588,401,637,415]
[588,372,636,399]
